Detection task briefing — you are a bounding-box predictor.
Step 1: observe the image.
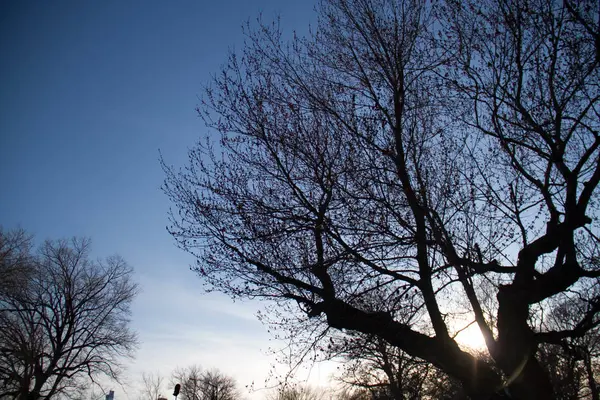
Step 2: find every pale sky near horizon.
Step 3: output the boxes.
[0,1,342,398]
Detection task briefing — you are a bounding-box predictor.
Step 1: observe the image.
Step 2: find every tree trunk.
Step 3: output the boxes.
[496,286,555,400]
[584,351,599,400]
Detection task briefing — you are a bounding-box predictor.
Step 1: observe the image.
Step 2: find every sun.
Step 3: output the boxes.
[455,323,488,351]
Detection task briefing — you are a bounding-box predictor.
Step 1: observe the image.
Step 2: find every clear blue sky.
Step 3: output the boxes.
[0,1,331,398]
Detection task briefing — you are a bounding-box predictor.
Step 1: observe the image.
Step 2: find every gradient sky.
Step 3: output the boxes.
[0,1,338,398]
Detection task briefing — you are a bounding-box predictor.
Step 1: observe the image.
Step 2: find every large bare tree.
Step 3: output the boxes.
[163,0,600,398]
[0,229,139,399]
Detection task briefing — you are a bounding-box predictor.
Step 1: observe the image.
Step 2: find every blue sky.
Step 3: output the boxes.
[0,1,335,398]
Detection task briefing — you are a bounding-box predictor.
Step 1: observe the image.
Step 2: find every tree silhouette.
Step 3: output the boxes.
[163,0,600,398]
[170,366,238,400]
[139,371,166,400]
[0,229,138,399]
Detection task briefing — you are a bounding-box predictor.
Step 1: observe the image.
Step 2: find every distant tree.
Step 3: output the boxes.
[139,371,166,400]
[536,298,600,400]
[71,385,111,400]
[171,365,238,400]
[171,365,203,400]
[334,334,463,400]
[268,385,326,400]
[336,387,372,400]
[0,229,139,399]
[163,0,600,398]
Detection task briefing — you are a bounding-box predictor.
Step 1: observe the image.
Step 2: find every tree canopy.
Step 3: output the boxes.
[163,0,600,398]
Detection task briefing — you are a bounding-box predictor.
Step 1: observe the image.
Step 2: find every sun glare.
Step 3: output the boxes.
[455,323,487,351]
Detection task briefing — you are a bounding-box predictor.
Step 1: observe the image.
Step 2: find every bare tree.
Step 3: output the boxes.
[536,298,600,400]
[336,388,372,400]
[139,371,166,400]
[268,385,326,400]
[334,334,463,400]
[0,229,139,399]
[171,365,238,400]
[71,385,112,400]
[171,365,204,400]
[163,0,600,398]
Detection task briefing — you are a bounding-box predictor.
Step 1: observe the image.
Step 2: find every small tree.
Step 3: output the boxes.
[269,385,326,400]
[171,365,239,400]
[139,371,166,400]
[171,365,204,400]
[0,229,139,399]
